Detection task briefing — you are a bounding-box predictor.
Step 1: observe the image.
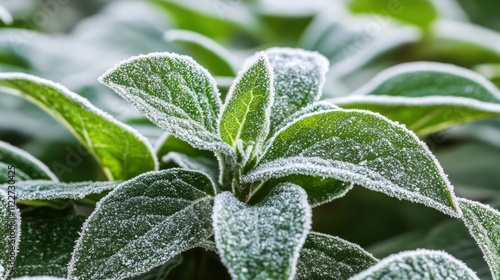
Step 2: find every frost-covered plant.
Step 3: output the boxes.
[0,48,499,280]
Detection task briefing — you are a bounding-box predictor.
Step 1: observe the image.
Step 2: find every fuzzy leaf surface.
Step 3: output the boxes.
[459,198,500,280]
[0,73,157,180]
[213,184,311,280]
[219,54,273,154]
[0,141,57,183]
[244,109,460,217]
[99,52,234,156]
[0,189,20,280]
[349,249,479,280]
[296,232,377,280]
[68,169,216,280]
[264,48,329,130]
[331,62,500,136]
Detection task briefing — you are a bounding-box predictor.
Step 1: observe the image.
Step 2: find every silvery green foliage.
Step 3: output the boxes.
[99,53,235,158]
[0,190,20,280]
[0,181,118,201]
[459,198,500,280]
[219,53,274,156]
[263,48,329,130]
[213,184,311,280]
[349,249,480,280]
[296,232,377,280]
[0,140,58,183]
[125,255,182,280]
[12,277,65,280]
[68,169,216,279]
[162,152,219,185]
[244,109,461,217]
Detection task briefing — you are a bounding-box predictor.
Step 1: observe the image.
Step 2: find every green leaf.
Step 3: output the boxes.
[125,255,182,280]
[0,189,20,280]
[0,73,157,180]
[219,53,274,156]
[0,141,57,183]
[0,180,119,203]
[162,152,220,186]
[264,48,329,130]
[459,198,500,280]
[68,169,216,280]
[347,0,438,29]
[349,249,479,280]
[99,52,234,157]
[164,29,238,76]
[213,184,311,280]
[12,209,85,278]
[244,109,461,217]
[332,62,500,136]
[296,232,377,280]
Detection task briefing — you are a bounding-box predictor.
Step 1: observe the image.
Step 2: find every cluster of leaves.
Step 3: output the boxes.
[0,46,499,280]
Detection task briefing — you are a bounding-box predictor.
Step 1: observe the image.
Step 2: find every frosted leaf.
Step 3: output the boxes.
[99,52,235,158]
[244,109,461,217]
[125,254,182,280]
[12,211,85,278]
[331,62,500,136]
[213,184,311,280]
[263,48,329,130]
[162,152,219,186]
[0,181,118,202]
[164,29,238,76]
[0,141,57,183]
[219,53,274,156]
[348,249,480,280]
[12,277,65,280]
[0,190,21,280]
[68,169,216,280]
[0,73,157,180]
[459,198,500,280]
[296,232,378,280]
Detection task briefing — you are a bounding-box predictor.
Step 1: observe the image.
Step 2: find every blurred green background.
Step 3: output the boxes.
[1,0,499,279]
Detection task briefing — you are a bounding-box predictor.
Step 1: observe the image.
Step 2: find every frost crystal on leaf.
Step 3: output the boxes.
[99,52,235,158]
[68,169,216,280]
[459,198,500,280]
[218,53,274,156]
[264,47,329,130]
[0,73,157,180]
[244,109,461,217]
[213,184,311,280]
[0,190,21,280]
[348,249,480,280]
[296,232,378,280]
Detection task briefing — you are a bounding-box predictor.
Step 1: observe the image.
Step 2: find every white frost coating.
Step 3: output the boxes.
[245,109,461,217]
[0,73,159,177]
[0,190,21,280]
[348,249,480,280]
[68,169,216,280]
[348,61,500,99]
[162,152,219,185]
[0,5,12,25]
[459,198,500,280]
[0,181,118,201]
[164,29,239,73]
[12,277,65,280]
[98,52,235,159]
[0,140,58,182]
[213,184,312,280]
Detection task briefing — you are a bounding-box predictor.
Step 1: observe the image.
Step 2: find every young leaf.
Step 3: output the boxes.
[244,109,461,217]
[218,53,274,156]
[68,169,216,280]
[296,232,378,280]
[125,255,182,280]
[99,52,234,157]
[213,184,311,280]
[162,152,219,186]
[0,181,119,201]
[12,210,85,278]
[164,29,238,76]
[264,48,329,130]
[0,73,157,180]
[459,198,500,280]
[349,249,479,280]
[0,140,58,183]
[331,62,500,136]
[0,189,20,280]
